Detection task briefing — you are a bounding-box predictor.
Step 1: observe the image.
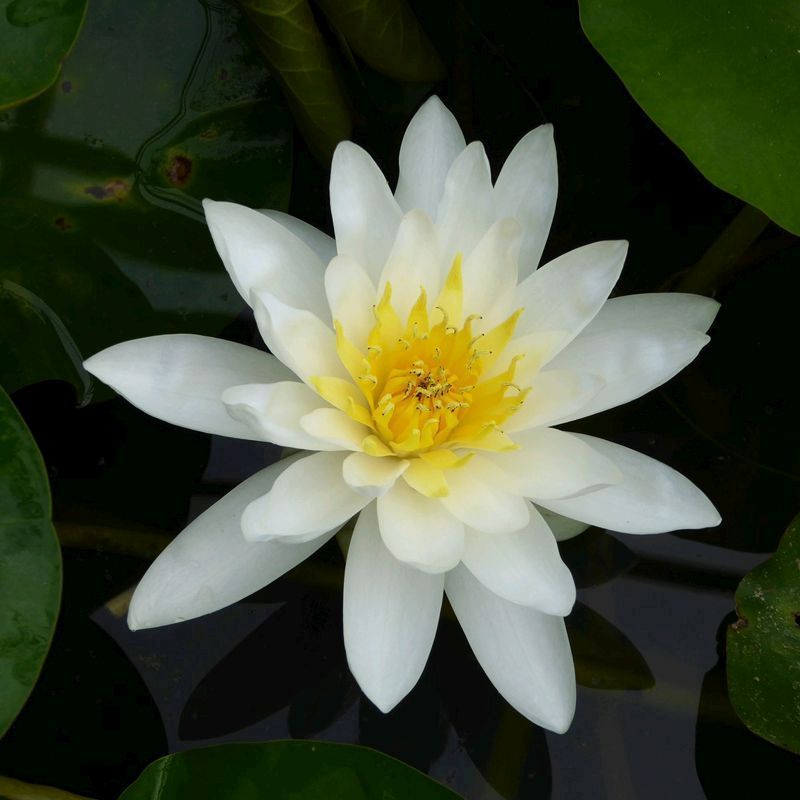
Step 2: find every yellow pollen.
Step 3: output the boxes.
[319,256,529,460]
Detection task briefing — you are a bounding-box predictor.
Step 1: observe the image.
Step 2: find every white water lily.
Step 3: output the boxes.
[84,96,720,733]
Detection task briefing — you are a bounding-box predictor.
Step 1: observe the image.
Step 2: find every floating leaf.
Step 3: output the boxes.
[0,386,61,737]
[315,0,445,83]
[0,0,291,399]
[0,0,88,110]
[237,0,352,161]
[727,513,800,753]
[119,741,462,799]
[0,280,90,403]
[580,0,800,234]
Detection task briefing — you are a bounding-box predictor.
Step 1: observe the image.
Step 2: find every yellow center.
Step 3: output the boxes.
[312,255,529,492]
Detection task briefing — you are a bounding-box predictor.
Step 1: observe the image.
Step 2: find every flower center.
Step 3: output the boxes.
[315,256,528,459]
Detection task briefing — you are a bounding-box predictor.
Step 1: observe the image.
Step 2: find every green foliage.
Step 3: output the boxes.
[0,281,90,403]
[727,513,800,754]
[316,0,445,83]
[119,741,462,799]
[0,0,87,110]
[0,386,61,737]
[0,0,292,400]
[580,0,800,235]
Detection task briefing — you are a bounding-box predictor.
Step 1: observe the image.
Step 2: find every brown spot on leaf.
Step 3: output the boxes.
[731,616,749,632]
[53,215,73,231]
[165,154,193,187]
[84,179,129,202]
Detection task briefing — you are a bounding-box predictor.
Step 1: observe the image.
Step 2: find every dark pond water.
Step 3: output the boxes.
[2,0,800,798]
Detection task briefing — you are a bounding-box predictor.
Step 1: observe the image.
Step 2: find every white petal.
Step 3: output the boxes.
[84,334,291,440]
[486,427,623,499]
[378,210,443,318]
[494,124,558,279]
[128,455,335,630]
[462,218,522,323]
[441,457,530,534]
[299,407,372,451]
[514,241,628,347]
[203,199,328,321]
[342,452,409,498]
[325,255,377,350]
[377,479,465,573]
[344,503,443,712]
[258,209,336,265]
[241,451,369,541]
[222,382,337,451]
[436,141,496,262]
[330,141,402,283]
[537,434,721,534]
[505,369,604,431]
[538,507,590,542]
[462,505,576,614]
[252,290,349,385]
[446,565,576,733]
[394,96,466,217]
[546,327,710,422]
[584,292,720,336]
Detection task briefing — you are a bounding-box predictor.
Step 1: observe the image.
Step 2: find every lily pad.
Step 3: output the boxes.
[727,513,800,753]
[0,0,291,399]
[316,0,445,83]
[0,280,90,403]
[0,0,88,110]
[119,741,462,799]
[0,385,61,737]
[580,0,800,235]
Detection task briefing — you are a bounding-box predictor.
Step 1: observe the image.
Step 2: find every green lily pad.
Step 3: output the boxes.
[727,513,800,754]
[0,0,88,110]
[118,741,462,799]
[580,0,800,235]
[0,0,291,399]
[237,0,352,162]
[315,0,445,83]
[0,385,61,737]
[0,279,90,402]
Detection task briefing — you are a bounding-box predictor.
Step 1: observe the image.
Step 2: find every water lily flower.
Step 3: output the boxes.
[84,96,720,733]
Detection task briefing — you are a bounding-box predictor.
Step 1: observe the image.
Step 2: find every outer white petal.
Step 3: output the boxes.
[546,327,710,422]
[436,141,496,262]
[494,124,558,279]
[446,565,576,733]
[537,434,721,534]
[462,218,522,323]
[342,453,409,498]
[394,95,466,217]
[344,504,443,712]
[378,210,442,318]
[330,141,402,283]
[128,455,335,630]
[462,505,576,614]
[258,209,336,265]
[538,507,590,542]
[203,199,329,321]
[583,292,720,336]
[299,407,372,451]
[505,370,604,432]
[241,451,370,541]
[84,334,292,440]
[325,255,377,350]
[377,479,465,573]
[440,457,530,535]
[252,289,349,385]
[514,241,628,346]
[222,382,338,451]
[486,427,623,499]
